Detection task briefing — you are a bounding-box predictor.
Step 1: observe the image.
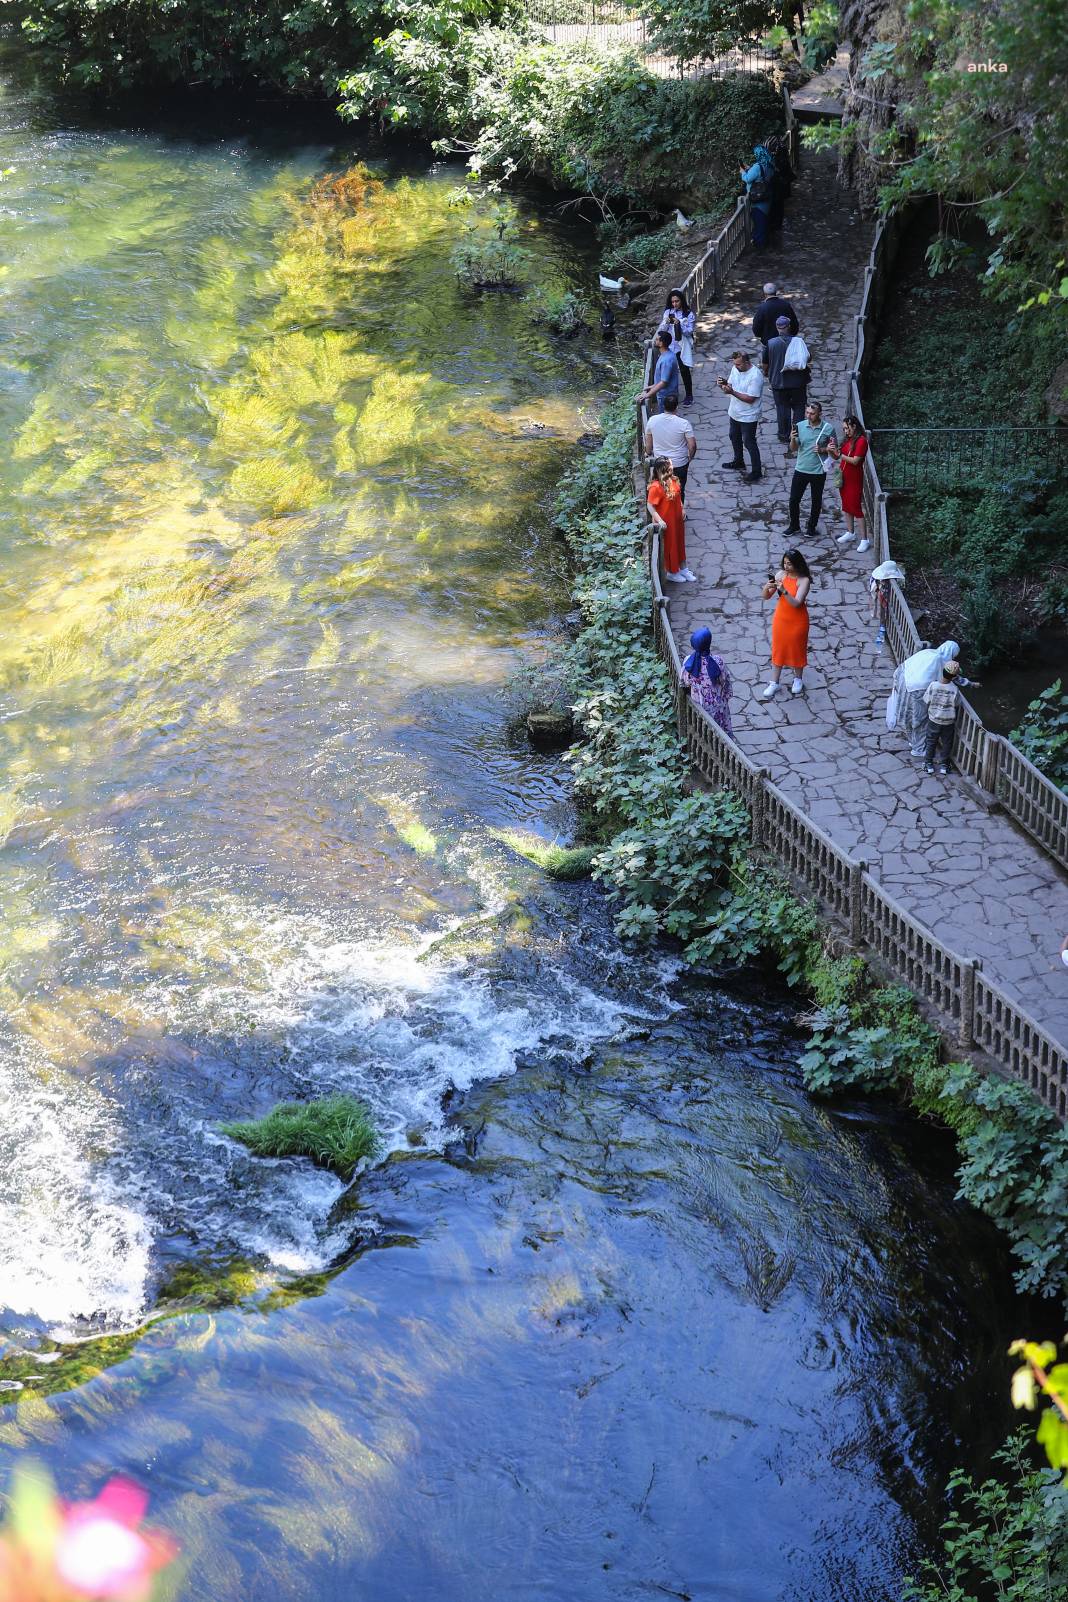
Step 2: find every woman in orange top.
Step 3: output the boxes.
[760,548,811,698]
[647,456,694,583]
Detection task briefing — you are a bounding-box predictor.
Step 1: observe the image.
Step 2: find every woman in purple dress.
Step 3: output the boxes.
[681,627,733,736]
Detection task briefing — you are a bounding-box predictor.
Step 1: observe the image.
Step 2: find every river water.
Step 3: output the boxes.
[0,40,1024,1601]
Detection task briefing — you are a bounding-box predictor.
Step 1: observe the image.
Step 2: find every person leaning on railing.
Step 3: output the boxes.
[647,456,695,584]
[638,329,680,414]
[830,414,871,553]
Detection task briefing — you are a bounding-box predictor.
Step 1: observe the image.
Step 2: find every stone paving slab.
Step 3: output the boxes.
[665,152,1068,1041]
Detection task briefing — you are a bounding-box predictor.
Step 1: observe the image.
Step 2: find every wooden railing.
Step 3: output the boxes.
[629,143,1068,1122]
[644,524,1068,1122]
[848,220,1068,872]
[636,191,752,450]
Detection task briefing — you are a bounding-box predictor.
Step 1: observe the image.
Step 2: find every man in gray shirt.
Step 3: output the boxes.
[764,314,809,443]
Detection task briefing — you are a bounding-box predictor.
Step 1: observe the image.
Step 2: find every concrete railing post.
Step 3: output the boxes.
[960,957,981,1049]
[710,244,720,301]
[677,682,690,740]
[750,767,769,847]
[876,491,889,564]
[850,859,867,944]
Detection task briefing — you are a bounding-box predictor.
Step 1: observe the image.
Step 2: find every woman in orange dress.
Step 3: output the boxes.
[646,456,694,583]
[760,548,811,698]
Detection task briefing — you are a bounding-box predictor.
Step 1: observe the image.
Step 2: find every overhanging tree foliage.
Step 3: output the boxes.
[10,0,502,95]
[850,0,1068,311]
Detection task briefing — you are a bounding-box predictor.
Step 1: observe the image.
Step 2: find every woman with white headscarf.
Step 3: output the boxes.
[889,641,978,758]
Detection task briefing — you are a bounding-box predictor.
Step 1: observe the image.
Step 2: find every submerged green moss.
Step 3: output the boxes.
[0,1257,266,1402]
[492,828,595,881]
[222,1093,378,1180]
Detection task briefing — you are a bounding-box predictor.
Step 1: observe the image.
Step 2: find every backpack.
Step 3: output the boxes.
[783,335,810,370]
[750,176,770,203]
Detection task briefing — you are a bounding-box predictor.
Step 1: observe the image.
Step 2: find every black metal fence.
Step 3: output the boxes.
[868,426,1066,492]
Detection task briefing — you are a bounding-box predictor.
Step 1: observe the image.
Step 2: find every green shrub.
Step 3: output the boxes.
[527,286,591,336]
[343,31,781,209]
[222,1094,378,1180]
[17,0,495,96]
[903,1432,1068,1602]
[600,210,726,276]
[1038,578,1068,624]
[450,209,530,287]
[1010,679,1068,790]
[960,567,1023,669]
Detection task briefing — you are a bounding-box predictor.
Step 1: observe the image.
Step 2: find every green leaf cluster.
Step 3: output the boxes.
[791,976,1068,1310]
[642,0,786,65]
[903,1432,1067,1602]
[342,29,782,210]
[852,0,1068,314]
[1009,679,1068,792]
[18,0,496,96]
[527,286,592,336]
[1010,1339,1068,1484]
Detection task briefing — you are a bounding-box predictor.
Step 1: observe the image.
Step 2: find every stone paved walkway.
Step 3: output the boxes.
[667,151,1068,1041]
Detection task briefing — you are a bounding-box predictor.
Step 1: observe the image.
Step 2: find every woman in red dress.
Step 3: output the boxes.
[647,456,694,583]
[833,414,870,553]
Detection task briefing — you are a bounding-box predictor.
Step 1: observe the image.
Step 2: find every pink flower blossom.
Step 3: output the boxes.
[54,1480,175,1602]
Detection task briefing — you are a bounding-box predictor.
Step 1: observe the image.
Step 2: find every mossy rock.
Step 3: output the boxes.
[221,1093,378,1180]
[492,828,596,881]
[527,707,574,748]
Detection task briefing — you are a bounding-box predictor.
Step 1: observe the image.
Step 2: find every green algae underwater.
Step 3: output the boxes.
[0,37,1035,1602]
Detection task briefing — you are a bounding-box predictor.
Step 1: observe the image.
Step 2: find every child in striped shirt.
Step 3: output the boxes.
[923,659,964,775]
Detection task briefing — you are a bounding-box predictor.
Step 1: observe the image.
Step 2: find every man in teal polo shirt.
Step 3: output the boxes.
[787,400,836,537]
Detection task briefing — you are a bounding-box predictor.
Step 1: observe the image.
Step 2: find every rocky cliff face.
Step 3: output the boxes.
[837,0,910,207]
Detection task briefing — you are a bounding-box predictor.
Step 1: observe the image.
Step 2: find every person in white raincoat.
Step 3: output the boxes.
[889,641,966,758]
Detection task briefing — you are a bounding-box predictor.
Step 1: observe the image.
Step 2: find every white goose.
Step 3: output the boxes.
[673,208,696,232]
[598,273,631,308]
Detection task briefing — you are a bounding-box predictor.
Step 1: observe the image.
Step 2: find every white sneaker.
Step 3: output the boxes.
[791,677,804,695]
[760,682,779,699]
[836,530,852,545]
[665,570,686,582]
[856,538,872,553]
[678,567,697,582]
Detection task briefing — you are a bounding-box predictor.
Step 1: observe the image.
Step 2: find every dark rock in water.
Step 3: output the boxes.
[405,1126,426,1147]
[561,609,584,636]
[527,708,575,749]
[575,432,604,452]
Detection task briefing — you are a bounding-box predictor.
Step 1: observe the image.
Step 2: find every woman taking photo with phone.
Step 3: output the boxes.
[657,289,696,406]
[760,549,811,697]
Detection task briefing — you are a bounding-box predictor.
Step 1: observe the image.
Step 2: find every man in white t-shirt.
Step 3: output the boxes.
[716,348,764,483]
[644,394,697,499]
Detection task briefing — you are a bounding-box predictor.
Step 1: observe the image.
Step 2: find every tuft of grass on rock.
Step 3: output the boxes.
[222,1093,378,1179]
[493,828,596,881]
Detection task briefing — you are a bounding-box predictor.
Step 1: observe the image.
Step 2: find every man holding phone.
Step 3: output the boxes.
[717,349,764,483]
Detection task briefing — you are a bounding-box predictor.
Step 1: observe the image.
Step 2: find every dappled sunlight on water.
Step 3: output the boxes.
[0,49,609,1334]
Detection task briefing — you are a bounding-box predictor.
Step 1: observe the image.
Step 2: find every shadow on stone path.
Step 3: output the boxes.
[667,150,1068,1040]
